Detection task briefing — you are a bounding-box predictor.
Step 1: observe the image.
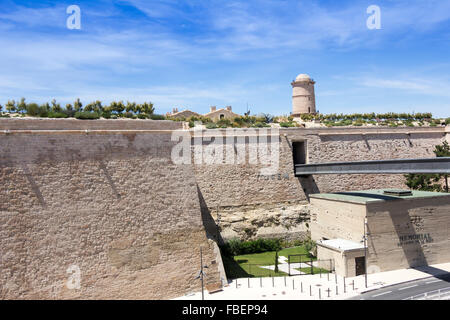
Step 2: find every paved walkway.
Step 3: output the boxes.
[174,262,450,300]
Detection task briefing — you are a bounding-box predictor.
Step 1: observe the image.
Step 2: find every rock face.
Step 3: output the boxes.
[212,202,311,242]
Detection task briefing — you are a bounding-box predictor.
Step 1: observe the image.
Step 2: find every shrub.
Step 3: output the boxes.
[280,122,295,128]
[217,119,232,128]
[47,111,68,118]
[124,111,134,118]
[38,103,50,117]
[149,114,165,120]
[26,103,40,116]
[206,122,218,129]
[252,122,270,128]
[137,113,148,119]
[220,238,283,256]
[74,111,100,120]
[101,111,112,119]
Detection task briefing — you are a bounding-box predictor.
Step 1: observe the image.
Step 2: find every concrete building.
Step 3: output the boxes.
[203,106,240,122]
[311,189,450,277]
[291,74,316,116]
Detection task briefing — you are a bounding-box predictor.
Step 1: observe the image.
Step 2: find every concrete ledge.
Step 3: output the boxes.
[0,118,183,131]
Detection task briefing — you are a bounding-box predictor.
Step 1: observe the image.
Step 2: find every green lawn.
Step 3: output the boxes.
[297,266,330,274]
[222,246,315,279]
[234,246,314,265]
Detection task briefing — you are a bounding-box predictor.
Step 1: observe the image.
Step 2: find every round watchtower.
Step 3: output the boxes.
[291,74,316,116]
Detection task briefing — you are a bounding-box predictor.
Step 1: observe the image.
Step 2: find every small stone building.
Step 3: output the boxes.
[203,106,240,122]
[166,108,201,119]
[310,189,450,277]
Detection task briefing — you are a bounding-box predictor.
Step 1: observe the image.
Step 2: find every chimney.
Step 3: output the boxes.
[226,106,232,111]
[210,106,216,112]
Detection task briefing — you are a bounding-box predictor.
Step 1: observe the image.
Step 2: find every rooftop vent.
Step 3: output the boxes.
[383,189,413,196]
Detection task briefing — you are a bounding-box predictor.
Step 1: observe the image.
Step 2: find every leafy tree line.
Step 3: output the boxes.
[0,98,159,120]
[405,141,450,193]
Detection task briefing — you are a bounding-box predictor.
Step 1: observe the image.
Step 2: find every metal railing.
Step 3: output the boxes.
[403,287,450,300]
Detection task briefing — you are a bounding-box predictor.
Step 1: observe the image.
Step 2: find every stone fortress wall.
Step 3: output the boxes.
[0,119,222,300]
[0,118,448,299]
[194,126,447,242]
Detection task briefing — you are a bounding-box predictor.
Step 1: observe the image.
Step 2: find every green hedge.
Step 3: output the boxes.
[149,114,165,120]
[221,238,283,256]
[74,111,100,120]
[279,122,296,128]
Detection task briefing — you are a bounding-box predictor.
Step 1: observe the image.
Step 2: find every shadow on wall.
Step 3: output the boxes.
[21,163,47,208]
[98,161,121,199]
[371,202,450,283]
[297,176,320,202]
[197,184,225,246]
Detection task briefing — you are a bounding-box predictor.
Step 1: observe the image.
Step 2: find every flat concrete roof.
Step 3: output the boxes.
[318,239,365,252]
[309,189,450,204]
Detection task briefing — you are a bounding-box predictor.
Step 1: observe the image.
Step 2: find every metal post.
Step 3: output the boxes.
[364,217,368,288]
[336,285,338,295]
[335,272,337,284]
[352,280,355,290]
[288,255,290,276]
[248,277,250,288]
[301,282,303,293]
[344,277,346,293]
[272,276,274,287]
[311,258,313,275]
[327,288,330,298]
[284,276,286,287]
[293,279,295,290]
[310,285,312,296]
[260,277,262,288]
[200,248,204,300]
[327,272,329,281]
[236,279,238,288]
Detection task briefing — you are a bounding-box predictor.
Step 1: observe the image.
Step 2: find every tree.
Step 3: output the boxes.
[74,98,83,112]
[434,141,450,192]
[17,98,27,113]
[84,100,103,114]
[0,104,3,112]
[141,102,154,115]
[51,99,62,113]
[405,141,450,192]
[109,101,125,115]
[5,100,16,113]
[126,101,137,113]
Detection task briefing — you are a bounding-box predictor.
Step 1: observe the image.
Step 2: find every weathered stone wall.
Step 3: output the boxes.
[193,127,446,241]
[367,196,450,272]
[0,128,221,299]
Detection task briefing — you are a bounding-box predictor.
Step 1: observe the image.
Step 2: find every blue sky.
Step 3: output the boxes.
[0,0,449,117]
